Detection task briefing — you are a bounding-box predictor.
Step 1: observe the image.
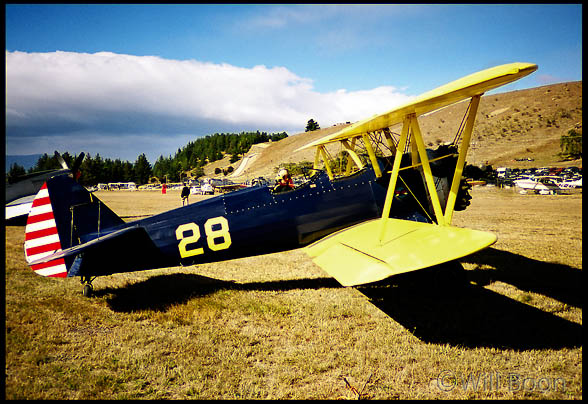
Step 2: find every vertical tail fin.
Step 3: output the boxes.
[24,183,68,277]
[24,172,125,277]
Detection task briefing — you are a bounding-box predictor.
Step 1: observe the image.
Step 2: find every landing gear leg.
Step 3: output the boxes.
[80,276,96,297]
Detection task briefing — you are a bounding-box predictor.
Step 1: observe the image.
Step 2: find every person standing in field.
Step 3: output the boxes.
[181,183,190,206]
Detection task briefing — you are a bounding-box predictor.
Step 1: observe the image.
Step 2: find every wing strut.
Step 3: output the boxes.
[378,115,410,243]
[362,133,383,178]
[378,94,481,243]
[444,94,481,223]
[341,139,365,173]
[411,114,447,225]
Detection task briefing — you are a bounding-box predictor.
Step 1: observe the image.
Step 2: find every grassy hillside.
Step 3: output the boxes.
[221,81,582,180]
[418,81,582,168]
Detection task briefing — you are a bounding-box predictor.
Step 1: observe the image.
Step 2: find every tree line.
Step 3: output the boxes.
[152,131,287,182]
[7,130,288,186]
[6,151,152,187]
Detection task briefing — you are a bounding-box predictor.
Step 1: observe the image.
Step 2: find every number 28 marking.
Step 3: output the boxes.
[175,216,232,258]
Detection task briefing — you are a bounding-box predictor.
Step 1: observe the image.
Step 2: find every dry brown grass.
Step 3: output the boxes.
[5,186,582,399]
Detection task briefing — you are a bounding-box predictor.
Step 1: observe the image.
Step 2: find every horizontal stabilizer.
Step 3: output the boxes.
[27,224,167,277]
[27,226,144,267]
[306,218,496,286]
[6,195,35,222]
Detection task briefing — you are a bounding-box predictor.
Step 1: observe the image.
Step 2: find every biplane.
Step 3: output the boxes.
[22,63,537,296]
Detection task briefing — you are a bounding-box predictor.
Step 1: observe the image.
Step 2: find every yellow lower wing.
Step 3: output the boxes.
[306,219,496,286]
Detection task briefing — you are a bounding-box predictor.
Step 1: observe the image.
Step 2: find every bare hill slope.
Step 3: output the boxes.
[213,123,352,180]
[216,81,582,180]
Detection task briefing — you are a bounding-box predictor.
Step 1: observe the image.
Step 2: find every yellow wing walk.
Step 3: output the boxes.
[302,62,537,286]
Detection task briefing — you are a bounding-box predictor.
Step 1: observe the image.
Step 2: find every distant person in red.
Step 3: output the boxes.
[273,169,294,193]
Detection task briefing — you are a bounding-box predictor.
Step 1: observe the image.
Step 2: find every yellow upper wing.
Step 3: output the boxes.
[297,62,537,151]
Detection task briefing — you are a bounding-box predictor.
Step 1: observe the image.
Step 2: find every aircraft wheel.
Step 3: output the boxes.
[83,283,93,297]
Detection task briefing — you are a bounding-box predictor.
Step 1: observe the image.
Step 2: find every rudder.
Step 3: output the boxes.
[24,172,125,277]
[24,183,68,277]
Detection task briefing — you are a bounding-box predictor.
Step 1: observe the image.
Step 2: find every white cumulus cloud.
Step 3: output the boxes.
[6,50,413,161]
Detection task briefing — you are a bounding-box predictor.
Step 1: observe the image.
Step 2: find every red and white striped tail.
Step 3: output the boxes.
[24,183,68,277]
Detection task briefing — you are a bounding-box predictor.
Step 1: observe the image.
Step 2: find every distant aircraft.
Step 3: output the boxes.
[6,152,84,224]
[210,178,247,193]
[559,177,582,189]
[514,175,579,194]
[22,63,537,296]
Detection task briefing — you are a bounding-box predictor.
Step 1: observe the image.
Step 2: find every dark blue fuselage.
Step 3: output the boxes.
[136,168,388,268]
[34,146,463,279]
[44,160,433,278]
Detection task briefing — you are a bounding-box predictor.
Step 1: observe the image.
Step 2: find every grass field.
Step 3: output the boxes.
[5,187,582,399]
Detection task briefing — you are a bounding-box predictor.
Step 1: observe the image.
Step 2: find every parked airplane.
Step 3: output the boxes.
[22,63,537,296]
[558,177,582,189]
[6,152,83,224]
[514,176,571,194]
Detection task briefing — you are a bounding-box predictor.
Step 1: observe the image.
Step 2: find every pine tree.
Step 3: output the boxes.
[559,129,582,160]
[134,153,152,185]
[7,163,26,182]
[305,119,320,132]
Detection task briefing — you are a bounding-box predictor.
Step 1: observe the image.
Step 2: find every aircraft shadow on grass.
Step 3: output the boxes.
[461,247,582,307]
[355,254,583,351]
[96,249,581,351]
[94,274,341,313]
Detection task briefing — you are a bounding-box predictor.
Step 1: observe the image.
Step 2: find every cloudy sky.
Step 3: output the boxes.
[5,4,582,164]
